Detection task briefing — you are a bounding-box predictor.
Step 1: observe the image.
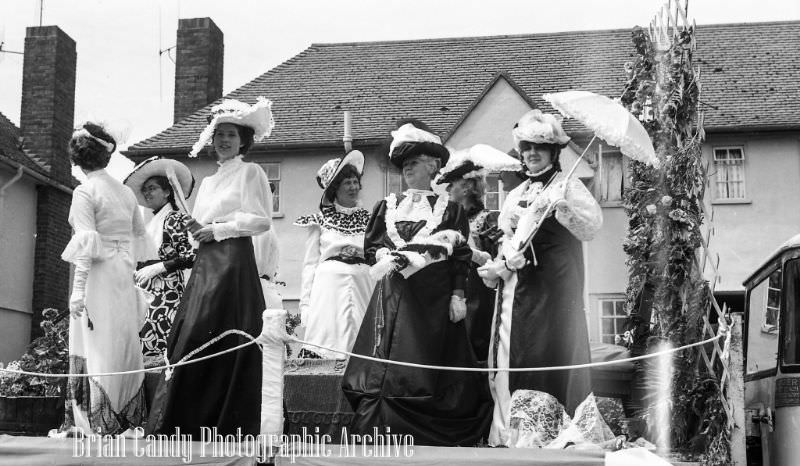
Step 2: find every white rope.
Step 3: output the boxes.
[0,330,260,379]
[293,333,724,372]
[0,328,724,378]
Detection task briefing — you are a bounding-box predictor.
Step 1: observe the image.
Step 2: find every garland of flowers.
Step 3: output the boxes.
[619,24,730,465]
[384,192,449,248]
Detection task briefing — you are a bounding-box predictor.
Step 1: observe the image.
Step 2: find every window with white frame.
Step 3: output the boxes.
[484,173,506,212]
[713,147,745,200]
[259,162,281,213]
[600,298,627,344]
[763,268,781,334]
[597,148,625,203]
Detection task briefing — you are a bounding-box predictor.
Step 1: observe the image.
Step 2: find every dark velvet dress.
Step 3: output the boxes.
[145,237,265,436]
[341,194,493,446]
[464,210,500,364]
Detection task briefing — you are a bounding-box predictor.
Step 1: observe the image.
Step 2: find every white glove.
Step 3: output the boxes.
[548,182,568,211]
[505,248,528,270]
[449,295,467,323]
[375,247,391,261]
[135,262,167,285]
[471,248,492,266]
[69,256,91,318]
[69,293,86,318]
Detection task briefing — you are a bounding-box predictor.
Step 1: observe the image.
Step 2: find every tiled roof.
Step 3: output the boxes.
[126,20,800,154]
[0,111,50,176]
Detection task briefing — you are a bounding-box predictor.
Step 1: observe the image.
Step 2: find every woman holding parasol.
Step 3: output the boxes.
[479,109,603,446]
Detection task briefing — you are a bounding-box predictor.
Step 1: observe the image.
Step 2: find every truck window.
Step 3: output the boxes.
[747,269,780,376]
[782,259,800,369]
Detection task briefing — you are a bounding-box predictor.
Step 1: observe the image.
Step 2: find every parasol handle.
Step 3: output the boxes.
[516,135,597,251]
[165,166,191,215]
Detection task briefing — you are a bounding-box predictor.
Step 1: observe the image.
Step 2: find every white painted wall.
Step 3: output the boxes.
[0,168,37,362]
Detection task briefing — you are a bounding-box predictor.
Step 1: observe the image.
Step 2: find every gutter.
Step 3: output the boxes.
[0,165,24,226]
[0,154,74,195]
[122,138,387,161]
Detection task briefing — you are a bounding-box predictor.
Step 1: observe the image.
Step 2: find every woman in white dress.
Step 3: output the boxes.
[295,150,374,359]
[60,122,152,435]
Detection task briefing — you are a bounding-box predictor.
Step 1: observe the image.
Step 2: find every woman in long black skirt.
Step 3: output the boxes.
[146,98,276,436]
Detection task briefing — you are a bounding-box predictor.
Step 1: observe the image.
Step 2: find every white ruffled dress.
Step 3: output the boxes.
[60,169,154,434]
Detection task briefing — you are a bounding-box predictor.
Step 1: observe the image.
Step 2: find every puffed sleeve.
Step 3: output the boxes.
[297,225,322,324]
[163,212,197,273]
[554,176,603,242]
[363,200,393,265]
[213,163,273,241]
[442,202,470,292]
[61,186,102,264]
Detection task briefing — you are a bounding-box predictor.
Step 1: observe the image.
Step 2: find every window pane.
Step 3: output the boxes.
[601,153,623,201]
[729,148,743,160]
[614,301,627,316]
[485,193,499,211]
[714,149,728,161]
[262,163,280,180]
[485,174,499,191]
[602,335,615,344]
[602,319,615,335]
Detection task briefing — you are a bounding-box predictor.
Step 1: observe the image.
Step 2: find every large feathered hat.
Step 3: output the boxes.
[512,109,571,150]
[388,122,449,168]
[189,97,275,157]
[437,144,521,185]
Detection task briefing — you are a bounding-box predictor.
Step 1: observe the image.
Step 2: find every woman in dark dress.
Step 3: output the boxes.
[341,121,493,446]
[478,110,603,446]
[146,98,275,437]
[124,157,196,358]
[436,145,520,364]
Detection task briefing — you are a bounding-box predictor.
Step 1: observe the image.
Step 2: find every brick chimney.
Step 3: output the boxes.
[20,26,76,183]
[174,17,224,123]
[20,26,77,337]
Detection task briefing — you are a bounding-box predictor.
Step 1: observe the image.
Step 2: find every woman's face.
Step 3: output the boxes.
[141,177,169,211]
[402,155,437,189]
[520,142,553,173]
[213,123,243,161]
[448,179,472,204]
[335,176,361,207]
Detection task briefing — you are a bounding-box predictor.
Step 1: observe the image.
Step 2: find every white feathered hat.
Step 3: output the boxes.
[189,97,275,157]
[512,109,570,151]
[437,144,521,185]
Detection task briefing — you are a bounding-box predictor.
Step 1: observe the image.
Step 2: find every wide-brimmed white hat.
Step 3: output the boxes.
[316,150,364,206]
[437,144,521,185]
[512,109,571,150]
[124,156,194,206]
[189,97,275,157]
[388,122,449,168]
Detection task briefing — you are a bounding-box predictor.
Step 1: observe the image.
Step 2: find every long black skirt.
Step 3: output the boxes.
[341,261,493,446]
[146,237,265,436]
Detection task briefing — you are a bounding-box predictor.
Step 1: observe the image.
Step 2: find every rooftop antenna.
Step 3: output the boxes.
[157,3,176,102]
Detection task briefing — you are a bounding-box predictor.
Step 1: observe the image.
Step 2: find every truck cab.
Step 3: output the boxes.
[743,234,800,466]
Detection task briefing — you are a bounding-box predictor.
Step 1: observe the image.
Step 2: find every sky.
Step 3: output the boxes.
[1,0,799,154]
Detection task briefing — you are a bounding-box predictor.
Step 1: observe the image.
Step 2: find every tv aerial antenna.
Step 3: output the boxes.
[158,4,177,102]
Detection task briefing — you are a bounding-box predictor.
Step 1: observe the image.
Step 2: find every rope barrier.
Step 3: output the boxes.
[0,326,725,378]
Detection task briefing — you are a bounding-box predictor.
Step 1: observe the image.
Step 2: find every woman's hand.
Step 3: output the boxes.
[504,248,527,270]
[192,225,215,243]
[449,294,467,323]
[471,248,492,266]
[69,294,86,318]
[134,262,166,285]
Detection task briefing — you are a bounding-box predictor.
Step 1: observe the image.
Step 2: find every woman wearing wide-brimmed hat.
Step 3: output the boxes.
[341,120,493,446]
[478,109,603,446]
[294,150,374,359]
[124,157,196,358]
[146,97,275,437]
[436,145,519,364]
